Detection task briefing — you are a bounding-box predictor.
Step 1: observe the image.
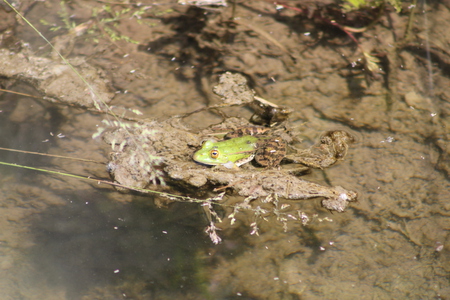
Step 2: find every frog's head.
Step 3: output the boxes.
[193,140,228,166]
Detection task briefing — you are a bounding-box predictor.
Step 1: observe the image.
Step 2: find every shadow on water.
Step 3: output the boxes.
[1,1,450,299]
[0,84,59,170]
[27,190,210,299]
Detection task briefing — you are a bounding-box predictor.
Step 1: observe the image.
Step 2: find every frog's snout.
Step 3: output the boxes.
[192,152,202,162]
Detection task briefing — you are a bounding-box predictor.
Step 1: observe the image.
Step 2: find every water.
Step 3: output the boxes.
[0,1,449,299]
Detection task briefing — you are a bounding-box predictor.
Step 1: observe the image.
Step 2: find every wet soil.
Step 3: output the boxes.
[0,0,449,299]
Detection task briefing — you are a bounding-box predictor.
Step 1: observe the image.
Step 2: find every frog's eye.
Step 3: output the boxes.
[210,149,220,159]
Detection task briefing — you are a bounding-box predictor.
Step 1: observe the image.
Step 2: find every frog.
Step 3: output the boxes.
[193,127,286,169]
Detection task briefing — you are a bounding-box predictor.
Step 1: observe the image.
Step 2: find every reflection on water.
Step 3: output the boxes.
[0,84,55,169]
[0,96,211,299]
[29,193,208,299]
[0,0,449,299]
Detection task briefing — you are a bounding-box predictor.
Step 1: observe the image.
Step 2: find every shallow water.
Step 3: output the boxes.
[0,1,449,299]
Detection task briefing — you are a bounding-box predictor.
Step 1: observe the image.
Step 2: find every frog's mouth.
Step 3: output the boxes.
[193,161,217,167]
[192,152,220,166]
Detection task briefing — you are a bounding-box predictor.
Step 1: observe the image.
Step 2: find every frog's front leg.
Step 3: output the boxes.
[255,138,286,168]
[221,152,255,169]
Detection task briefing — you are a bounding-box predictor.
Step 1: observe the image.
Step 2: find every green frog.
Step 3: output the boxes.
[193,127,286,168]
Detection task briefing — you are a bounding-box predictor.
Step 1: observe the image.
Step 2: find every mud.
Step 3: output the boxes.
[0,0,449,299]
[0,48,113,108]
[103,73,357,214]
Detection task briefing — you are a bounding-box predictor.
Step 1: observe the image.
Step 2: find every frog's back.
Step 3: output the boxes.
[224,127,270,139]
[217,135,259,155]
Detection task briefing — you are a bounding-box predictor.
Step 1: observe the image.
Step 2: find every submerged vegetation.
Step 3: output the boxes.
[39,1,166,45]
[342,0,402,12]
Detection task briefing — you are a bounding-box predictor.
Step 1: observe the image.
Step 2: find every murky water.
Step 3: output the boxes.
[0,1,449,299]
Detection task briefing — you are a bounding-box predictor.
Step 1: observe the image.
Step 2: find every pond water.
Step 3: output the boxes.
[0,1,449,299]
